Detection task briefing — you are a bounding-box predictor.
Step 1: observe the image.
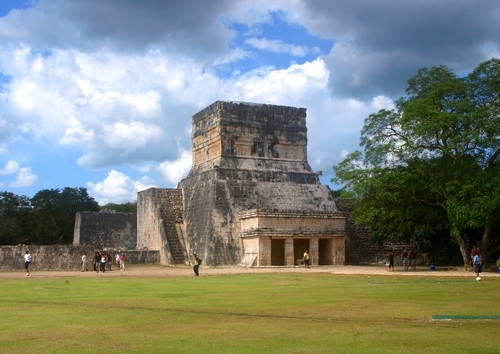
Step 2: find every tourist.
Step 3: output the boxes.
[120,252,126,271]
[303,250,310,269]
[100,251,107,273]
[115,252,121,270]
[81,252,88,272]
[106,252,113,271]
[473,251,482,279]
[402,250,409,270]
[193,253,201,276]
[94,251,100,272]
[386,250,394,271]
[409,248,417,270]
[471,245,478,260]
[24,250,32,276]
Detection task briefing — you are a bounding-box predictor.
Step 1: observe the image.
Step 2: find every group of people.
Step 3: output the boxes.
[81,250,126,273]
[386,248,418,271]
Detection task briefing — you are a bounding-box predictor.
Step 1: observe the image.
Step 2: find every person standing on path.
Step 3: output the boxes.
[386,250,394,272]
[81,252,88,272]
[94,251,100,272]
[24,250,32,276]
[120,252,126,271]
[409,248,417,270]
[193,253,202,276]
[473,251,482,279]
[115,252,121,270]
[100,252,107,273]
[303,250,310,268]
[402,250,409,270]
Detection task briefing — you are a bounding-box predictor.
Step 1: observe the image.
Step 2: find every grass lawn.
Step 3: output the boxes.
[0,271,499,353]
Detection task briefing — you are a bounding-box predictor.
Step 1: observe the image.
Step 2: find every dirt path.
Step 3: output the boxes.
[1,264,496,279]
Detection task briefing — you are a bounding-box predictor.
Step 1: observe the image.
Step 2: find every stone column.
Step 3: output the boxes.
[259,237,271,266]
[310,238,319,266]
[285,237,294,266]
[333,236,345,265]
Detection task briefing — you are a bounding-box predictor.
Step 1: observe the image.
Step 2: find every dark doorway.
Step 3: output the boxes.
[294,239,310,265]
[271,239,285,266]
[319,239,333,265]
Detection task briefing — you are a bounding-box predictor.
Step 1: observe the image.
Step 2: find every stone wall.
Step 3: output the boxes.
[74,211,137,249]
[0,245,159,271]
[335,198,427,266]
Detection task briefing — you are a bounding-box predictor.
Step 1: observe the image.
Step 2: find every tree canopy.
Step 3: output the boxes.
[333,59,500,266]
[0,187,99,245]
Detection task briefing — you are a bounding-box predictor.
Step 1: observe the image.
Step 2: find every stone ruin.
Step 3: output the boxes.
[136,101,346,267]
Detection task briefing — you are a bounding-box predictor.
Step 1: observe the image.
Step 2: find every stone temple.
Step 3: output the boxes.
[136,101,346,267]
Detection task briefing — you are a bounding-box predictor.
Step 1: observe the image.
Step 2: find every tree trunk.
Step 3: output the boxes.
[480,219,492,265]
[454,230,471,269]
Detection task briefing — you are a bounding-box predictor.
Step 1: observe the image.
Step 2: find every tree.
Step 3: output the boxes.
[333,59,500,267]
[30,187,99,244]
[100,202,137,213]
[0,191,33,245]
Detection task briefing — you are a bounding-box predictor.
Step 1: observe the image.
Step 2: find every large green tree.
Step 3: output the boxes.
[333,59,500,267]
[30,187,99,244]
[0,191,33,245]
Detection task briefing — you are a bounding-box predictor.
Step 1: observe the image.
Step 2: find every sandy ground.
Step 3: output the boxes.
[1,264,498,279]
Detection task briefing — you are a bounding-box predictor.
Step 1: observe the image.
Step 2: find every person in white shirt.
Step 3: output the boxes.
[24,250,32,276]
[115,252,121,271]
[81,252,88,272]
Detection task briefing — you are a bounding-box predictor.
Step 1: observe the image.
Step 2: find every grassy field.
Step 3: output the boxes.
[0,271,499,354]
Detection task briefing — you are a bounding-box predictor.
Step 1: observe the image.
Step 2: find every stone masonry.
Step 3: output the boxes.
[136,188,187,265]
[74,210,137,250]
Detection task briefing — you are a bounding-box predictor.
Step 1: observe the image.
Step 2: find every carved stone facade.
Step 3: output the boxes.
[134,101,346,266]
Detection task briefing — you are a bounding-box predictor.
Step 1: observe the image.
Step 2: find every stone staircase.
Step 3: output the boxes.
[165,228,186,264]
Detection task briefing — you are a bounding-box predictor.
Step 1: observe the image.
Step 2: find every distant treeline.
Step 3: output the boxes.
[0,188,136,246]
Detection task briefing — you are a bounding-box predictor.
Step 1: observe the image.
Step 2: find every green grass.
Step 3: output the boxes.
[1,272,499,353]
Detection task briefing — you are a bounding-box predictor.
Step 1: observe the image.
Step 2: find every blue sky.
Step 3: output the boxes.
[0,0,499,204]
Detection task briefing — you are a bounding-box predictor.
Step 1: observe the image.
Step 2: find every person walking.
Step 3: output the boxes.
[193,253,202,276]
[303,250,310,269]
[24,250,32,276]
[81,252,88,272]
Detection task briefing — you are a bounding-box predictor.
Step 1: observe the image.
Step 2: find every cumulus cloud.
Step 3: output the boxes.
[245,38,309,56]
[284,1,500,100]
[157,151,193,185]
[9,167,37,187]
[86,169,156,204]
[0,160,19,175]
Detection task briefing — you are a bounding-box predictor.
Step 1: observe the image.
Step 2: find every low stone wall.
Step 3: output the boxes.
[0,245,160,271]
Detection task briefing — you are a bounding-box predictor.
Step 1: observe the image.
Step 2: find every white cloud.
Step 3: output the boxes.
[157,151,192,185]
[9,167,37,187]
[86,169,156,205]
[245,37,309,56]
[0,160,19,175]
[102,121,163,151]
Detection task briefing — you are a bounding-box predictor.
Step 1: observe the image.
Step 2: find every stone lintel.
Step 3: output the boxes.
[240,231,345,238]
[238,209,345,219]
